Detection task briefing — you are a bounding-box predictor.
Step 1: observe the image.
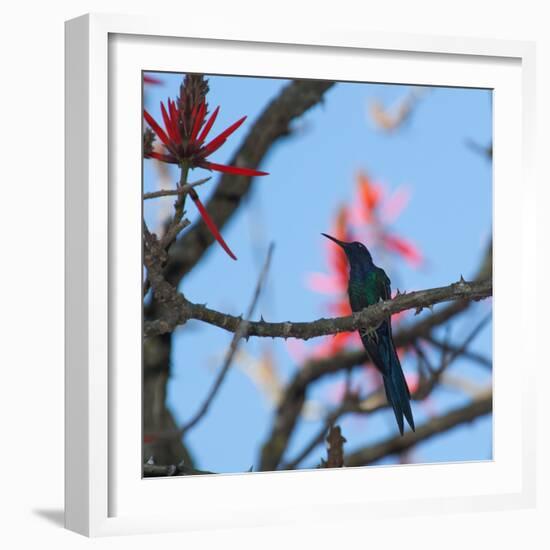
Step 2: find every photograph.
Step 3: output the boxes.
[141,71,493,477]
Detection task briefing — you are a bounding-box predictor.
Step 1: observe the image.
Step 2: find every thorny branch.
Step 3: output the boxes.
[142,168,197,297]
[144,278,492,339]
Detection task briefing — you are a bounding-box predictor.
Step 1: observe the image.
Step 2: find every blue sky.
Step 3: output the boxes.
[144,72,492,473]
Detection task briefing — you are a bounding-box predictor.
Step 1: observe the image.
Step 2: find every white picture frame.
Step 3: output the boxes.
[65,13,537,537]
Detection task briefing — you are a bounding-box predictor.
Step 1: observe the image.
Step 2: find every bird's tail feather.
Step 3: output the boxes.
[383,359,415,435]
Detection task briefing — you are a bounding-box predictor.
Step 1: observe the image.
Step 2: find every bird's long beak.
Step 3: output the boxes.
[321,233,348,248]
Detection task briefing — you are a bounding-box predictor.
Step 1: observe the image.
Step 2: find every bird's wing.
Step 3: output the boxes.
[357,270,389,375]
[375,268,396,345]
[358,268,395,376]
[376,267,392,301]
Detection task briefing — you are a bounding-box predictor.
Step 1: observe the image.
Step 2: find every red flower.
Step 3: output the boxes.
[144,75,269,261]
[144,76,269,177]
[188,188,237,260]
[143,74,163,85]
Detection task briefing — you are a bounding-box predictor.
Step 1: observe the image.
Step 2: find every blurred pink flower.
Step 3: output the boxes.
[350,170,423,267]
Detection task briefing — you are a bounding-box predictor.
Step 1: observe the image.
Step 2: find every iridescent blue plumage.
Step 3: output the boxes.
[322,233,415,435]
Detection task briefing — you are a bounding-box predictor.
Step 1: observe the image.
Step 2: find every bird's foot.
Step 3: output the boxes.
[360,326,379,344]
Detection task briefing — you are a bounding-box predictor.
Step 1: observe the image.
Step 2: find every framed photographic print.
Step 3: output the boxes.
[65,13,536,536]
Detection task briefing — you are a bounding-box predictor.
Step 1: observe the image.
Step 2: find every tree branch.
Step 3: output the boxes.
[143,177,211,200]
[344,388,492,467]
[144,278,492,339]
[425,335,492,369]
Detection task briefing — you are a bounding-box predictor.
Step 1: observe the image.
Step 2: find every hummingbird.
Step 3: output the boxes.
[322,233,415,435]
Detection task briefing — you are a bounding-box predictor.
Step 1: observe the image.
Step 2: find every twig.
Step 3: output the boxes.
[424,335,492,369]
[437,313,491,372]
[179,244,275,436]
[413,312,492,399]
[466,138,493,161]
[160,219,191,253]
[143,177,211,200]
[142,164,198,296]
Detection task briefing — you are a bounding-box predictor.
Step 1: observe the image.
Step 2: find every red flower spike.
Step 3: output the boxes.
[189,190,237,260]
[188,104,198,135]
[201,161,269,177]
[147,151,178,163]
[168,100,182,144]
[190,102,207,142]
[168,99,177,122]
[160,102,178,143]
[201,116,247,156]
[197,105,220,143]
[143,75,268,177]
[144,109,171,148]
